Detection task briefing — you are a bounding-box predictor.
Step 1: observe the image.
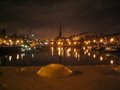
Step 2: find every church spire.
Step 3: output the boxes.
[58,24,62,38]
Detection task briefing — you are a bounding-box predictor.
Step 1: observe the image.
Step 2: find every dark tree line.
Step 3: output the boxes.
[0,28,30,39]
[0,28,7,38]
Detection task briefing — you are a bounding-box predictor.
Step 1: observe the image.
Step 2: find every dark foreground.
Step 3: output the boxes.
[0,65,120,90]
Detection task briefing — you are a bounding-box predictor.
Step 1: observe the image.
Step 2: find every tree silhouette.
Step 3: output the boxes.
[0,28,7,38]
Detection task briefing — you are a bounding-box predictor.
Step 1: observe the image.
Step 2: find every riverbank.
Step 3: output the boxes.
[0,65,120,90]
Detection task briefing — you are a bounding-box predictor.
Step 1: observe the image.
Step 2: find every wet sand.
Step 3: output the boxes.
[0,65,120,90]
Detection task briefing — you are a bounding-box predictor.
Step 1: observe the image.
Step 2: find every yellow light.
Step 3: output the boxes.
[16,40,20,43]
[84,41,90,45]
[74,42,77,45]
[57,47,64,56]
[88,40,91,43]
[86,50,88,53]
[3,40,6,43]
[21,40,24,43]
[88,52,91,56]
[51,39,54,41]
[76,37,78,40]
[74,52,78,58]
[100,39,103,43]
[9,56,12,61]
[93,40,96,43]
[61,42,63,45]
[78,54,80,61]
[68,42,71,45]
[110,60,114,65]
[51,47,54,56]
[67,39,69,41]
[58,47,61,56]
[9,39,12,42]
[84,51,87,55]
[74,48,77,52]
[66,48,71,57]
[93,54,96,58]
[83,47,86,50]
[100,56,103,61]
[17,54,20,60]
[110,38,114,43]
[57,42,61,45]
[67,48,71,52]
[51,42,54,45]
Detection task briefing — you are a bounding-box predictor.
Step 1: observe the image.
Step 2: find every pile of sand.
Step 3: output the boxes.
[37,64,73,78]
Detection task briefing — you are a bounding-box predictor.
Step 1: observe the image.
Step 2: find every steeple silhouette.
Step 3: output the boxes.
[58,24,62,38]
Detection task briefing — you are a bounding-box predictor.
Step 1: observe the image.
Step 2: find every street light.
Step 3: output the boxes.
[93,40,96,43]
[110,38,114,43]
[100,39,103,43]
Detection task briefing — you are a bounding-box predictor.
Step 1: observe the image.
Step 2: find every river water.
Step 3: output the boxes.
[0,47,120,66]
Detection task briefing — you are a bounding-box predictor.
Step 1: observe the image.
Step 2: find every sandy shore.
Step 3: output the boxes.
[0,65,120,90]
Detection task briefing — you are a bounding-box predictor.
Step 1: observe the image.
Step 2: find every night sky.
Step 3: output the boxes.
[0,0,120,39]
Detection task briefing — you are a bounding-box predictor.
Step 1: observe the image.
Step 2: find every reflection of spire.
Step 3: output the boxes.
[58,24,62,38]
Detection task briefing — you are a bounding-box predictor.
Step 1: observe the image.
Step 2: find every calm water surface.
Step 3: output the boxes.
[0,47,120,66]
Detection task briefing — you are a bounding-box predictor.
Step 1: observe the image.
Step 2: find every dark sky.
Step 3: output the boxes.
[0,0,120,39]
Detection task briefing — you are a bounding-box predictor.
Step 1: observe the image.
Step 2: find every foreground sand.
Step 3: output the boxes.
[0,65,120,90]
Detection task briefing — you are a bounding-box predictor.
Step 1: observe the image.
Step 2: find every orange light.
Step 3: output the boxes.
[16,40,20,43]
[93,54,96,58]
[100,39,103,43]
[74,42,77,45]
[68,42,71,45]
[21,40,24,43]
[51,42,54,45]
[3,40,6,43]
[110,60,114,65]
[110,38,114,43]
[93,40,96,43]
[57,42,61,45]
[100,56,103,61]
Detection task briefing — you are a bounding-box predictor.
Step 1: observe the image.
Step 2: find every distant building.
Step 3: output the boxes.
[56,24,63,40]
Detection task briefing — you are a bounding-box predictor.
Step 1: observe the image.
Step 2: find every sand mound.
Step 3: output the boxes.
[37,64,73,78]
[114,66,120,72]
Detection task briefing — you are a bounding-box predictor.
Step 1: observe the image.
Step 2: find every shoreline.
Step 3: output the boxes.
[0,65,120,90]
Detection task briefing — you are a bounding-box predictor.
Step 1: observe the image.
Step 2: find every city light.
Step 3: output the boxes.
[68,42,71,45]
[3,40,6,43]
[9,56,12,61]
[57,41,61,45]
[21,40,24,43]
[51,47,54,56]
[100,56,103,61]
[93,40,96,43]
[44,42,48,45]
[66,48,71,57]
[110,38,114,43]
[74,42,77,45]
[110,60,114,65]
[16,40,20,43]
[88,52,91,56]
[100,39,103,43]
[83,47,86,50]
[16,54,20,60]
[51,42,54,45]
[93,54,96,58]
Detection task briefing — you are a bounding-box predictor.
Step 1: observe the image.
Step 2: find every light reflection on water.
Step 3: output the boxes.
[50,47,120,65]
[0,47,120,66]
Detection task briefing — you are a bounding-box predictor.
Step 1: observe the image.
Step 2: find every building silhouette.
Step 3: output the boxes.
[56,24,63,39]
